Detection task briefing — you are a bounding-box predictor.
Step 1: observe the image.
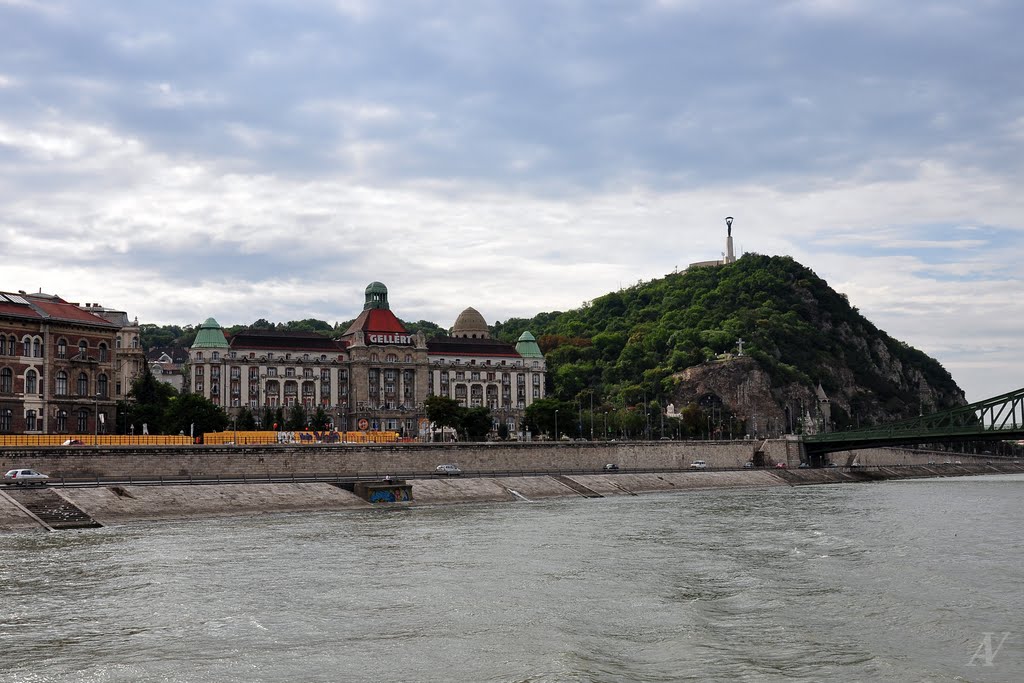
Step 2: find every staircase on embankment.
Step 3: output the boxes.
[2,488,103,530]
[551,475,603,498]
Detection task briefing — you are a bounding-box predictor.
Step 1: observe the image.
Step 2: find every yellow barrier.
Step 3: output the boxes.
[0,434,193,447]
[202,430,401,445]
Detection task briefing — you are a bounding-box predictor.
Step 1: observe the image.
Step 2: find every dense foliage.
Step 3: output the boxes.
[118,367,229,436]
[492,254,962,422]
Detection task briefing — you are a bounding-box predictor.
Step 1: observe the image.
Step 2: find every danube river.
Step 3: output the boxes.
[2,474,1021,682]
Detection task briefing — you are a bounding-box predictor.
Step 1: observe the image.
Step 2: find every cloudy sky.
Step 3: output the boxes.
[2,0,1022,403]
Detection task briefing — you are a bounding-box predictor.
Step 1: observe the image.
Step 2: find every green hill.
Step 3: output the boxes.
[493,254,965,431]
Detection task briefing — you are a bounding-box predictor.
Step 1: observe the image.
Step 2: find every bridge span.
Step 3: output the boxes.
[803,387,1024,464]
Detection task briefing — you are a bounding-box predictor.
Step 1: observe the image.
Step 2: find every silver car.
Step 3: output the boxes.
[3,469,50,486]
[435,464,462,476]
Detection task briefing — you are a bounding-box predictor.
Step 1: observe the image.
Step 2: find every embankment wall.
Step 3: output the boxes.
[0,440,974,480]
[4,462,1021,531]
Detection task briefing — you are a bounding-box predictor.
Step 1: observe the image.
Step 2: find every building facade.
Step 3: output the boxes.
[187,282,546,437]
[0,291,121,435]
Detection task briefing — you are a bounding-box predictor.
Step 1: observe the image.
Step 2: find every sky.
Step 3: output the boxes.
[1,0,1022,404]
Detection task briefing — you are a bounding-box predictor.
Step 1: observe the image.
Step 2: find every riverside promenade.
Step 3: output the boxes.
[2,441,1020,531]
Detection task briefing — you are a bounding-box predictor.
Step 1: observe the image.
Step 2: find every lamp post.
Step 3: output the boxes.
[554,409,559,442]
[93,393,101,447]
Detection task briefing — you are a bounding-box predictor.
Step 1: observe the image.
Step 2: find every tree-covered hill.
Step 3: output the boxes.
[492,254,965,429]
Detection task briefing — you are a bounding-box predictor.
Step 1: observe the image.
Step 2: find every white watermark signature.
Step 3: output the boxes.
[967,632,1011,667]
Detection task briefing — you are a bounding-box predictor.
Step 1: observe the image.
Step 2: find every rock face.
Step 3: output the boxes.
[668,352,965,436]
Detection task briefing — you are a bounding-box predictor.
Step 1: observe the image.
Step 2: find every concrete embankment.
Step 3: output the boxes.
[3,462,1021,531]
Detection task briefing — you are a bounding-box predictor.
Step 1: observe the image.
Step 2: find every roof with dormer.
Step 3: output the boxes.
[229,329,347,352]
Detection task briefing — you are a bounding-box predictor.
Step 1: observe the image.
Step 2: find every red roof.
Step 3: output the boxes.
[28,297,118,327]
[343,308,408,336]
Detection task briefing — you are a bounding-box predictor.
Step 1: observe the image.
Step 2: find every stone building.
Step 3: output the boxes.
[0,291,120,435]
[426,308,547,435]
[187,282,545,437]
[146,346,189,391]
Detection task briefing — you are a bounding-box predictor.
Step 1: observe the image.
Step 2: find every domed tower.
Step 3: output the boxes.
[451,307,490,339]
[364,281,390,310]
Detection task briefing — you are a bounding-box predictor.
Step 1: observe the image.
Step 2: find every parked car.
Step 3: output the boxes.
[603,463,619,471]
[435,464,462,476]
[743,461,754,468]
[775,462,788,469]
[689,460,707,470]
[798,462,810,469]
[62,438,85,446]
[3,469,50,486]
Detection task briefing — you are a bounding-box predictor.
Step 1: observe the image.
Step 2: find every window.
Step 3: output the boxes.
[249,368,259,380]
[57,338,67,358]
[98,343,108,361]
[23,338,31,356]
[303,368,313,378]
[77,408,88,433]
[195,366,205,377]
[212,351,219,361]
[116,337,122,349]
[0,368,11,392]
[0,408,10,431]
[98,373,109,397]
[25,369,37,394]
[131,336,139,348]
[116,381,122,396]
[267,367,277,377]
[285,367,295,378]
[196,352,203,361]
[7,336,15,355]
[26,409,37,431]
[32,338,41,357]
[370,353,379,362]
[78,340,88,358]
[405,354,412,363]
[55,410,67,432]
[78,372,89,395]
[386,354,398,363]
[230,367,240,379]
[56,371,68,395]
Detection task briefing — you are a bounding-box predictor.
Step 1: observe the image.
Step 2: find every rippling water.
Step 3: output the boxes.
[2,475,1022,682]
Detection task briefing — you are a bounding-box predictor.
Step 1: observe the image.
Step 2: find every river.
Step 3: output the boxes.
[2,474,1021,682]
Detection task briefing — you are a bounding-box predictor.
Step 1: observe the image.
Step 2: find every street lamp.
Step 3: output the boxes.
[554,409,559,442]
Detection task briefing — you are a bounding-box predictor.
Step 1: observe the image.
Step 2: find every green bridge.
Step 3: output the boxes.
[802,387,1024,465]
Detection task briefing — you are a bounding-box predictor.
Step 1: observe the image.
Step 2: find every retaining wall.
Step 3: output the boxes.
[0,439,975,480]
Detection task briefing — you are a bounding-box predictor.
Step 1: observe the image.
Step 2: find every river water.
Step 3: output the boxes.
[2,475,1022,682]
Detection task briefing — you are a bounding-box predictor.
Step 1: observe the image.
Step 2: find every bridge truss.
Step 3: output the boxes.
[803,387,1024,458]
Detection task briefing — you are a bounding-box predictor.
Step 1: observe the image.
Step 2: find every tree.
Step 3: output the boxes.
[425,395,464,440]
[124,366,178,434]
[285,404,308,430]
[460,407,493,441]
[164,392,229,436]
[236,407,257,430]
[311,406,331,430]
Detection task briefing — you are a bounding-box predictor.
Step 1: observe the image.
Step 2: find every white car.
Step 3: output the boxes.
[3,468,50,486]
[689,460,708,470]
[435,464,462,476]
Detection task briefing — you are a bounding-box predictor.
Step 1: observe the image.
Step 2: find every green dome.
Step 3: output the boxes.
[191,317,229,348]
[515,331,543,358]
[363,282,390,310]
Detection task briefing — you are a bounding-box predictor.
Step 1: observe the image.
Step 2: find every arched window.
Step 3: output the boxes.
[23,337,31,356]
[26,409,37,431]
[77,408,89,433]
[77,372,89,396]
[98,343,108,361]
[98,373,109,397]
[0,408,13,431]
[115,336,122,349]
[25,369,37,394]
[32,338,41,357]
[7,336,15,356]
[56,410,67,432]
[57,338,68,358]
[55,371,68,395]
[386,353,398,363]
[78,340,88,358]
[0,368,11,393]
